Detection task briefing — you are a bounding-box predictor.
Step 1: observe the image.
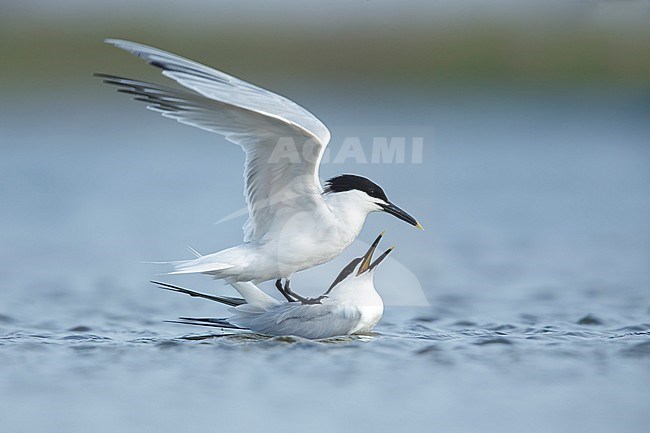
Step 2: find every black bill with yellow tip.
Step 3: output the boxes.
[357,231,385,275]
[379,201,424,230]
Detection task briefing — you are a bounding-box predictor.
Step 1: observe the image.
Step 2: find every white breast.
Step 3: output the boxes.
[326,272,384,334]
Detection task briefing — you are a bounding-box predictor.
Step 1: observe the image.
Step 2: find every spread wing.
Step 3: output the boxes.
[98,39,331,241]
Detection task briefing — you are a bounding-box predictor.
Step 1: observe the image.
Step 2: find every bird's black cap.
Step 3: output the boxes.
[324,174,388,202]
[324,174,423,229]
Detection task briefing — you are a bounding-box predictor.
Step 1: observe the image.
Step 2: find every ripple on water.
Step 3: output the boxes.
[414,344,455,365]
[0,314,15,324]
[474,337,513,346]
[412,316,440,323]
[407,323,435,333]
[488,324,518,331]
[416,344,443,355]
[620,341,650,359]
[156,340,181,349]
[61,334,112,342]
[452,320,477,327]
[612,324,650,333]
[577,314,604,326]
[67,326,92,332]
[70,345,99,353]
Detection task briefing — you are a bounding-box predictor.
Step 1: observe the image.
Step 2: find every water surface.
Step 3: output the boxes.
[1,86,649,432]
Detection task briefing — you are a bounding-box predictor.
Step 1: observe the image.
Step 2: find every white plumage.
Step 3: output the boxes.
[97,39,421,295]
[156,233,392,340]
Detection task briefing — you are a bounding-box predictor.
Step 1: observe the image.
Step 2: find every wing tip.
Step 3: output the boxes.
[104,38,130,48]
[104,38,152,58]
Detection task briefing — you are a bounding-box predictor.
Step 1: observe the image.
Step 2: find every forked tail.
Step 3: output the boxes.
[152,280,246,306]
[152,281,247,329]
[166,317,244,330]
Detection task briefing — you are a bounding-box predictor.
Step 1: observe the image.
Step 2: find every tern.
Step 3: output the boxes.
[96,39,422,301]
[154,233,392,340]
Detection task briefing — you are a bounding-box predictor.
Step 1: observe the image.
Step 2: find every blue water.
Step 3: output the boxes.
[1,85,649,432]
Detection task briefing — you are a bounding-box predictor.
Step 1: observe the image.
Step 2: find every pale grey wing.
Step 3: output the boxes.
[105,39,330,147]
[96,74,327,241]
[103,39,332,241]
[235,304,360,339]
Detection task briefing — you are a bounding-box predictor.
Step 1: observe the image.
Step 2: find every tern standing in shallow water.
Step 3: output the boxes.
[154,233,392,340]
[97,39,422,301]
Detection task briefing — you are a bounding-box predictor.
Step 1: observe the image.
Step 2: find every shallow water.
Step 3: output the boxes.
[1,86,649,432]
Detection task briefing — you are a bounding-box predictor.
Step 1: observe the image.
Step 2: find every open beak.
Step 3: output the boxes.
[326,232,394,293]
[380,201,424,230]
[369,246,394,271]
[357,232,384,275]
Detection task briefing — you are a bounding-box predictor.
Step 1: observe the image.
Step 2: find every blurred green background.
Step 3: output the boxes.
[2,0,650,92]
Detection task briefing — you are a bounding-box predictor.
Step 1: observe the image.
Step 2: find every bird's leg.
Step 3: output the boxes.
[276,279,297,302]
[282,279,328,305]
